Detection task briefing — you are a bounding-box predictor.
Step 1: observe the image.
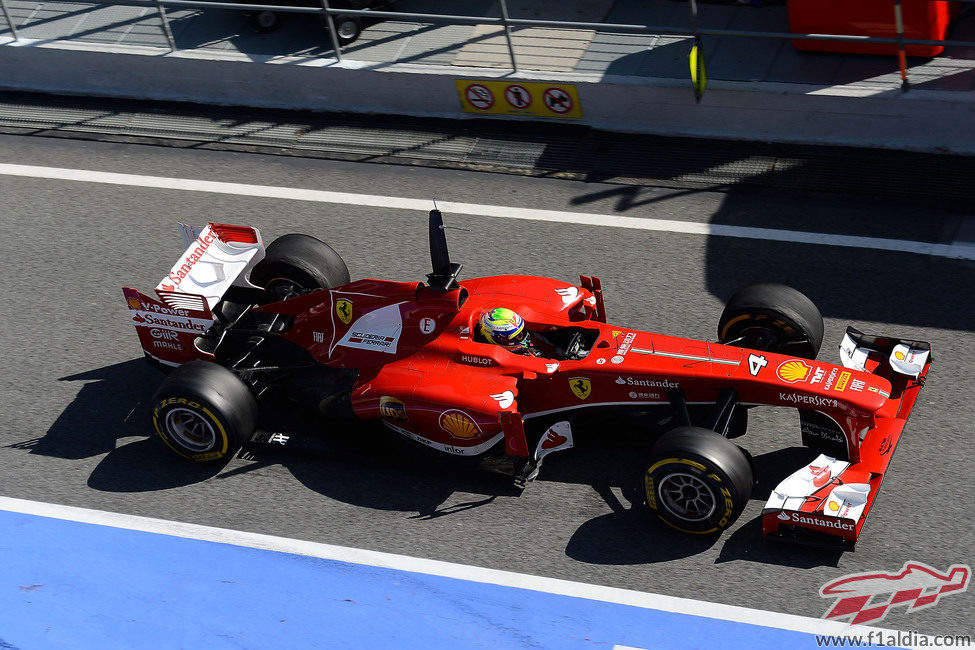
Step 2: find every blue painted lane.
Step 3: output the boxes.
[0,509,897,649]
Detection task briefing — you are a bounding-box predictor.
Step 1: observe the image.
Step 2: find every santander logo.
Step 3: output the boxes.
[167,229,217,287]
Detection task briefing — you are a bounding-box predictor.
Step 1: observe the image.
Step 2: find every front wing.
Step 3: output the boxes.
[761,328,932,549]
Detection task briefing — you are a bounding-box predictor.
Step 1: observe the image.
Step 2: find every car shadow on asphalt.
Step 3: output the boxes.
[17,358,231,489]
[45,359,844,564]
[20,358,160,462]
[560,444,843,567]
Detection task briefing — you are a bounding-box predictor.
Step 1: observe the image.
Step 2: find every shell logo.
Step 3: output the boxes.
[828,500,840,512]
[894,350,906,361]
[777,359,812,383]
[127,297,142,310]
[439,410,481,439]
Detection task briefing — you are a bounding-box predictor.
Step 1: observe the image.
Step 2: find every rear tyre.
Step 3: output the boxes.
[644,427,753,534]
[718,283,823,360]
[249,233,350,297]
[151,361,258,462]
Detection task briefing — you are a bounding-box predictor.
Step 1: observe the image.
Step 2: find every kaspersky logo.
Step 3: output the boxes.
[820,561,970,625]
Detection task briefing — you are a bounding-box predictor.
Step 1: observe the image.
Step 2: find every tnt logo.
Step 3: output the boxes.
[820,561,970,625]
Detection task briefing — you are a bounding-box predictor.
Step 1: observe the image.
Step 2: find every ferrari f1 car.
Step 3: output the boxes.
[123,210,931,549]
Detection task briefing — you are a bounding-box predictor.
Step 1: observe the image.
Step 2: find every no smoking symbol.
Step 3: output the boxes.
[465,83,494,110]
[543,87,573,114]
[504,84,532,109]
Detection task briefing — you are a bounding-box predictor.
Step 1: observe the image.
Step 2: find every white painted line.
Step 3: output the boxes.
[0,495,932,646]
[1,162,970,260]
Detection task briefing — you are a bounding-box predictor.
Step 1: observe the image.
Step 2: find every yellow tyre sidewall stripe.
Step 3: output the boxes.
[645,457,735,534]
[153,398,230,462]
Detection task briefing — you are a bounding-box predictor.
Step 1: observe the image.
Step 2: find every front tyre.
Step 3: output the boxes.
[151,361,258,462]
[718,283,824,360]
[644,427,753,534]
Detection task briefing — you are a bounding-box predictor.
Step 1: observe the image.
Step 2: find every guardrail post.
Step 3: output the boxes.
[1,0,20,42]
[154,0,176,51]
[893,0,910,91]
[320,0,344,62]
[498,0,518,72]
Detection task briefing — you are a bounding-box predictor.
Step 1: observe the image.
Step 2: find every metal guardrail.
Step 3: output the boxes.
[2,0,974,84]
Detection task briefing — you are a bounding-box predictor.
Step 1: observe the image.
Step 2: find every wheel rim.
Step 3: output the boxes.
[264,277,305,299]
[256,11,276,28]
[657,471,717,522]
[337,19,358,39]
[165,407,216,452]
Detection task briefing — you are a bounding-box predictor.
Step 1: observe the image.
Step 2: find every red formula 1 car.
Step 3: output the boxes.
[123,210,932,549]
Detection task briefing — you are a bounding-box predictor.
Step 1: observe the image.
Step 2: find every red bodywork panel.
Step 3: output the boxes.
[125,220,932,549]
[761,343,931,547]
[255,274,901,469]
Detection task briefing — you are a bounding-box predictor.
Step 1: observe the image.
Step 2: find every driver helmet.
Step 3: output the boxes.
[479,308,530,351]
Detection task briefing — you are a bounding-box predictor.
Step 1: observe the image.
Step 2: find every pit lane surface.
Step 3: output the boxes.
[0,132,972,641]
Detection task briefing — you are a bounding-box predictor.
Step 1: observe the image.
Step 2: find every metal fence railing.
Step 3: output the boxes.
[2,0,974,86]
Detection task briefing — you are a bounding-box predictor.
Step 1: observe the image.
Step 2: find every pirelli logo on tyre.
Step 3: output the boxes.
[645,457,735,535]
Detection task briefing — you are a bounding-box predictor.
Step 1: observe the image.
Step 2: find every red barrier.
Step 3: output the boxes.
[787,0,959,56]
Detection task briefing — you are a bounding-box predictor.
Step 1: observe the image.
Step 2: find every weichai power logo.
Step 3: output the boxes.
[820,561,970,624]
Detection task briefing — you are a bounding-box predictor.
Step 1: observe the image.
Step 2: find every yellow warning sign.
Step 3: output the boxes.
[456,80,583,119]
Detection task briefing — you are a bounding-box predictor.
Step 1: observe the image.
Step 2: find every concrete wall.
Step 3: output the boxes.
[2,38,974,153]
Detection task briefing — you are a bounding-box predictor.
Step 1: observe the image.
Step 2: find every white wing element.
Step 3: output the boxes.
[838,330,869,371]
[534,421,573,461]
[824,483,871,521]
[889,343,930,378]
[764,454,850,513]
[156,223,265,310]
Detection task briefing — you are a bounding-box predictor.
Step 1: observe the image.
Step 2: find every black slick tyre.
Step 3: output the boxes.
[644,427,753,534]
[151,361,258,462]
[718,283,824,360]
[249,233,350,295]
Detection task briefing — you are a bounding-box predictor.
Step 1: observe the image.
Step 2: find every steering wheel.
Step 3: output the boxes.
[562,331,584,360]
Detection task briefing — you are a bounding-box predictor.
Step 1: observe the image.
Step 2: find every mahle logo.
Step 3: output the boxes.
[820,561,970,625]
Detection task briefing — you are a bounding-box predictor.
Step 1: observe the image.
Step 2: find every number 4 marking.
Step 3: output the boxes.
[748,354,768,376]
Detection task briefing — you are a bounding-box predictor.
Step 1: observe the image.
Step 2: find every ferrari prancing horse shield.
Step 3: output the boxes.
[336,299,353,324]
[569,377,591,400]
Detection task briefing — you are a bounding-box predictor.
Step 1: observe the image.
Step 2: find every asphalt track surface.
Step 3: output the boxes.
[0,131,973,640]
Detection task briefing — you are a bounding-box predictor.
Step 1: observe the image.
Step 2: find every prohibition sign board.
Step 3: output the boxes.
[542,87,573,114]
[464,83,494,111]
[456,80,582,118]
[504,84,532,109]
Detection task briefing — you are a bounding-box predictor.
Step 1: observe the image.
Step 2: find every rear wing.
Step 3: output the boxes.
[123,222,265,367]
[762,326,932,549]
